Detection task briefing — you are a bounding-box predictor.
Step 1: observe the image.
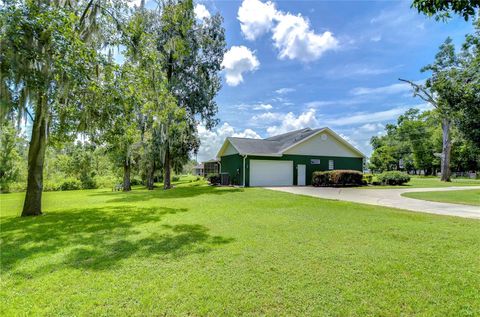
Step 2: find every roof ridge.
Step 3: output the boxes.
[228,136,278,142]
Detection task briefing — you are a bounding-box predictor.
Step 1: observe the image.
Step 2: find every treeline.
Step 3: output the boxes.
[0,122,197,192]
[370,18,480,179]
[0,0,225,216]
[369,108,480,175]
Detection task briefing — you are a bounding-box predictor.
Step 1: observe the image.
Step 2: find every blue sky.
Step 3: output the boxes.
[193,0,474,162]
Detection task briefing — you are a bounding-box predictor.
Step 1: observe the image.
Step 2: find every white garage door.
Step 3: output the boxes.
[249,160,293,187]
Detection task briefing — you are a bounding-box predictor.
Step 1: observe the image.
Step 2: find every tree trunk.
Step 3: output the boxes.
[147,161,155,190]
[163,147,171,190]
[123,160,131,191]
[22,96,48,217]
[440,118,452,182]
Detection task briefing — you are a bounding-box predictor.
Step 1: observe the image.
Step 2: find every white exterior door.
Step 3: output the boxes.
[297,164,306,186]
[249,160,293,187]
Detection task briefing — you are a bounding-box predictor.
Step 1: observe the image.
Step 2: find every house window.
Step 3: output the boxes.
[310,159,320,165]
[328,160,334,170]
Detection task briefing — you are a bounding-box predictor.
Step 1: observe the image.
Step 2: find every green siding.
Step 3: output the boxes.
[220,154,244,186]
[221,154,363,187]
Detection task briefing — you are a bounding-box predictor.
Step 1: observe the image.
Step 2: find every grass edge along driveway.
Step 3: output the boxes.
[402,188,480,206]
[1,181,480,316]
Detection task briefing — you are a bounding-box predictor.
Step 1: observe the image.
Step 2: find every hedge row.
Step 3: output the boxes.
[312,170,364,187]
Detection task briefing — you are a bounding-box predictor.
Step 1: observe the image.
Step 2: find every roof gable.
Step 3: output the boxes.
[216,127,365,158]
[283,128,364,158]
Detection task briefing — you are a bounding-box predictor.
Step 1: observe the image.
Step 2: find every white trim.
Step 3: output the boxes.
[216,138,241,158]
[242,155,247,187]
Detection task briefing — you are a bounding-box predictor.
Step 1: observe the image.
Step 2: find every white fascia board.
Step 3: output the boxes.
[216,138,241,158]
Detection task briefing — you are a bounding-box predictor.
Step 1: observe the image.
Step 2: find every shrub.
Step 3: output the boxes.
[80,175,98,189]
[312,170,363,187]
[312,171,332,187]
[130,178,142,186]
[172,175,180,182]
[330,170,363,186]
[207,173,221,185]
[377,171,411,185]
[363,174,373,184]
[59,178,82,191]
[94,175,119,189]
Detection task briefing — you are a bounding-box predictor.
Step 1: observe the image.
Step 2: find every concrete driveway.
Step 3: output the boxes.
[266,186,480,219]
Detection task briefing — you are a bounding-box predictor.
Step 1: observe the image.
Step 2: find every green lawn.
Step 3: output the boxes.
[402,189,480,206]
[363,176,480,189]
[1,180,480,316]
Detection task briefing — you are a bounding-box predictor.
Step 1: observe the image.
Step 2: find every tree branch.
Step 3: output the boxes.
[399,78,438,108]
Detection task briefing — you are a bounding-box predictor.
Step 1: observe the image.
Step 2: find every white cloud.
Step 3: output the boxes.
[222,46,260,86]
[197,123,261,162]
[326,64,398,78]
[253,103,273,110]
[350,82,411,96]
[194,4,211,20]
[266,108,318,136]
[275,88,295,94]
[251,111,285,123]
[272,12,338,62]
[238,0,277,40]
[359,123,385,132]
[237,0,338,62]
[322,103,432,126]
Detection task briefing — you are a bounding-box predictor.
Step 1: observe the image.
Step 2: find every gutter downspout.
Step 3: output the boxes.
[243,154,248,187]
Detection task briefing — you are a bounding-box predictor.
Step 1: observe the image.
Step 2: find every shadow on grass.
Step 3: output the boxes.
[0,205,233,274]
[92,184,244,204]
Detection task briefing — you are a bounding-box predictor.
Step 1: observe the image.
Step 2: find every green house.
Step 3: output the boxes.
[216,127,365,187]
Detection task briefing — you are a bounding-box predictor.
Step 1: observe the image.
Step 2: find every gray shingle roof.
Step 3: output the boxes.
[227,127,325,155]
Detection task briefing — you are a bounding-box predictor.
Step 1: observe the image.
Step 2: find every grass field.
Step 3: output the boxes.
[1,179,480,316]
[363,176,480,189]
[403,189,480,206]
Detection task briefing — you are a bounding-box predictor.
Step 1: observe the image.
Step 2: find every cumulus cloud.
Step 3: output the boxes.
[197,123,261,161]
[237,0,338,62]
[266,108,318,136]
[272,12,338,62]
[194,4,211,20]
[238,0,277,40]
[222,46,260,86]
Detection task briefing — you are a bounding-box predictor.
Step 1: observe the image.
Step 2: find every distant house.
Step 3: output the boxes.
[203,159,220,176]
[193,164,204,176]
[193,160,220,177]
[216,127,365,187]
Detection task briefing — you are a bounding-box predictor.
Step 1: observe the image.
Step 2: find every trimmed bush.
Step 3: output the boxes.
[312,171,332,187]
[330,170,363,186]
[377,171,411,185]
[207,173,221,185]
[312,170,363,187]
